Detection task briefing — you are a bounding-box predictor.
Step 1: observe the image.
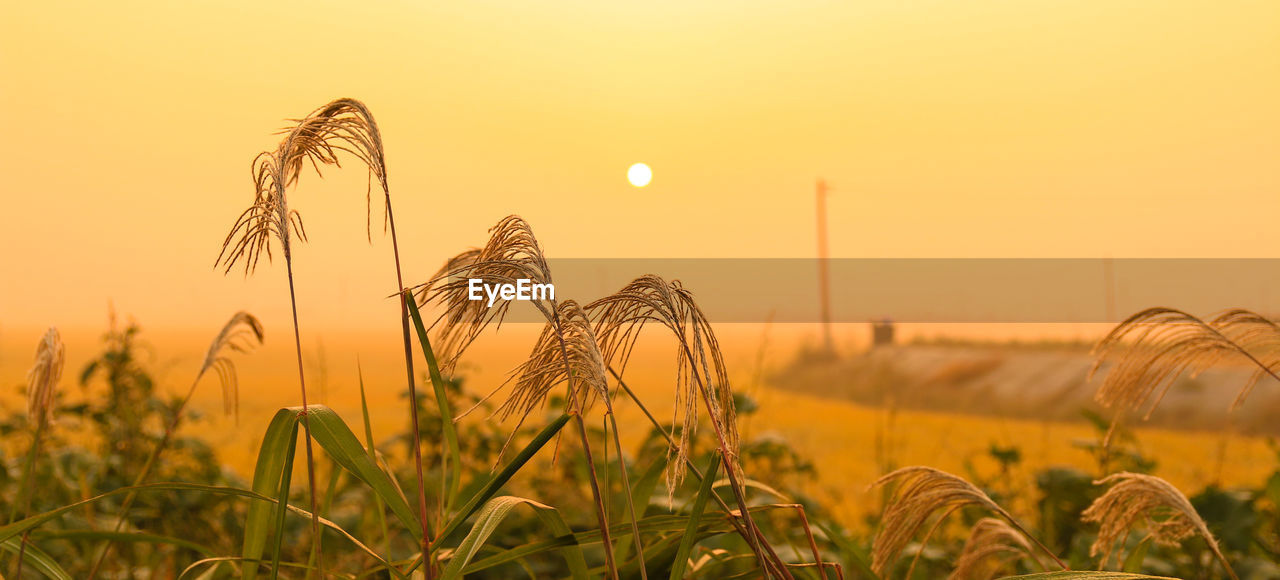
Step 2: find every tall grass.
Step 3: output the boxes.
[1080,305,1279,579]
[8,97,1280,579]
[8,328,63,578]
[216,98,435,576]
[86,312,264,577]
[412,216,636,579]
[588,275,784,576]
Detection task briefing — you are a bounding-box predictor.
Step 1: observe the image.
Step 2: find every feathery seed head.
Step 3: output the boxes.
[500,300,608,423]
[871,466,1017,577]
[587,274,738,494]
[948,518,1037,580]
[1090,307,1280,418]
[197,311,265,419]
[1082,472,1221,565]
[217,98,389,274]
[413,216,555,367]
[26,327,65,427]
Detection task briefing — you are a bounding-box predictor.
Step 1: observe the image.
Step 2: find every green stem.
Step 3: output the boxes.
[8,417,46,578]
[357,364,392,553]
[572,412,619,580]
[604,407,650,578]
[605,409,648,580]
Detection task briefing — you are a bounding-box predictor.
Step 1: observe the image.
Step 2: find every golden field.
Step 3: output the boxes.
[6,322,1268,533]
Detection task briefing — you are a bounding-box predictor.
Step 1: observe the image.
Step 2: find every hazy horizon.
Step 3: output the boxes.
[3,0,1278,341]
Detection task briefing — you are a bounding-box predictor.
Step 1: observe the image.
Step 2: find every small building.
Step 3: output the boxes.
[871,317,895,347]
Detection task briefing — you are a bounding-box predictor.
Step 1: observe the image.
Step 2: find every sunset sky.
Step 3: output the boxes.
[2,0,1278,342]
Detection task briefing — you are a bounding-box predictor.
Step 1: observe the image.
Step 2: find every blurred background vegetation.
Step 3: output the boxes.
[4,319,1280,578]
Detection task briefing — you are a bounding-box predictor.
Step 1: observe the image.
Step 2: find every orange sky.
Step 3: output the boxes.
[2,0,1279,342]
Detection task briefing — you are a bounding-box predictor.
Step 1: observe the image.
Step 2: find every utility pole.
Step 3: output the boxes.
[1102,256,1116,322]
[816,178,834,354]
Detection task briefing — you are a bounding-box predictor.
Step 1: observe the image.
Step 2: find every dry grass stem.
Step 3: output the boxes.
[589,275,772,577]
[215,97,394,579]
[1082,472,1236,579]
[13,328,66,578]
[87,312,266,577]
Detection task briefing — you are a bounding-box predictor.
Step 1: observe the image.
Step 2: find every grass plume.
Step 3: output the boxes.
[503,299,652,578]
[25,327,64,428]
[499,300,608,425]
[949,517,1042,580]
[215,98,405,577]
[1082,472,1237,580]
[1090,307,1280,418]
[872,466,1065,578]
[215,98,391,276]
[412,215,626,578]
[199,311,266,418]
[587,274,739,491]
[10,327,65,577]
[587,275,781,577]
[412,215,554,368]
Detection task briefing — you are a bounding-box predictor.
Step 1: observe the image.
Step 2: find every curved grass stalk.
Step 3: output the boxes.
[87,312,263,577]
[503,300,648,579]
[539,302,642,580]
[376,128,436,579]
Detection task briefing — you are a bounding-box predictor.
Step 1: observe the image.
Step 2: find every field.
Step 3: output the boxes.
[5,313,1278,578]
[749,384,1277,528]
[3,90,1280,579]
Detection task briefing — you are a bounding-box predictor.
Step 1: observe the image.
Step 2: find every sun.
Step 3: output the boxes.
[627,163,652,187]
